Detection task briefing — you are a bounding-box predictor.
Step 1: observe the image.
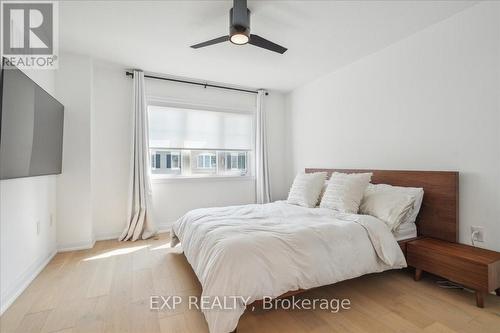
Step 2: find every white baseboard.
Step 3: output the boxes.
[0,249,57,315]
[57,238,96,252]
[157,223,171,234]
[94,231,122,241]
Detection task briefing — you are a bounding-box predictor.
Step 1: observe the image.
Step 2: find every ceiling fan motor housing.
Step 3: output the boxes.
[229,7,251,40]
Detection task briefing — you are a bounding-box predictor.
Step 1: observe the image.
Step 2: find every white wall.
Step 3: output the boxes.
[0,70,57,313]
[265,92,288,202]
[55,53,94,250]
[54,56,130,244]
[286,2,500,251]
[91,61,133,239]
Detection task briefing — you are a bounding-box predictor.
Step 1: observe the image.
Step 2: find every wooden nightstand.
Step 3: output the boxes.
[407,238,500,308]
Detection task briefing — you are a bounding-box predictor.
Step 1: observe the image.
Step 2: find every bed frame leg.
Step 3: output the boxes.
[495,288,500,296]
[475,291,484,308]
[414,268,423,281]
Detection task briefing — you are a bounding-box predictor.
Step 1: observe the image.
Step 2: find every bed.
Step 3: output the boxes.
[170,169,459,333]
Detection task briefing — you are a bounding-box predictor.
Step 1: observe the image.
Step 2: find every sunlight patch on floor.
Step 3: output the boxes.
[83,245,150,261]
[151,242,179,251]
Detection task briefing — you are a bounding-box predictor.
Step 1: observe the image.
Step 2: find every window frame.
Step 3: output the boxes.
[147,97,255,181]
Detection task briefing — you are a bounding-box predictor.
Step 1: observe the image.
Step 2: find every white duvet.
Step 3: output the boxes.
[171,201,406,333]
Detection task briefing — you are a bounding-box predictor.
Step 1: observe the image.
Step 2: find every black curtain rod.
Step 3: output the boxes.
[125,71,268,96]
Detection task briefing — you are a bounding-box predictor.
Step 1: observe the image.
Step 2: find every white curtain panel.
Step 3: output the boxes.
[255,90,271,204]
[120,70,157,241]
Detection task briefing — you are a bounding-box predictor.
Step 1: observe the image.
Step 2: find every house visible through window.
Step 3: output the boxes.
[151,153,161,169]
[197,153,216,169]
[225,152,246,170]
[148,104,253,178]
[150,150,181,175]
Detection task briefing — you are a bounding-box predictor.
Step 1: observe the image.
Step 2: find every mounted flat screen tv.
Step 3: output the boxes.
[0,62,64,180]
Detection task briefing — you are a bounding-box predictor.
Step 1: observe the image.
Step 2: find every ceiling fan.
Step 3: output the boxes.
[190,0,288,54]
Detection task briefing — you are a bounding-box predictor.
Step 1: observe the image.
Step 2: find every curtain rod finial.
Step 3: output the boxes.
[257,89,269,96]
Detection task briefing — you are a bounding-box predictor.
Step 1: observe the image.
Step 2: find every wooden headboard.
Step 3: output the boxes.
[305,168,459,243]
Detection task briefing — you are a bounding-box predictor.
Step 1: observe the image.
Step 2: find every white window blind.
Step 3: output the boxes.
[148,106,253,150]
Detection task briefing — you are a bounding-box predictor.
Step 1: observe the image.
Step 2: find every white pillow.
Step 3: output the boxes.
[360,184,424,230]
[319,172,372,213]
[402,187,424,225]
[287,172,327,208]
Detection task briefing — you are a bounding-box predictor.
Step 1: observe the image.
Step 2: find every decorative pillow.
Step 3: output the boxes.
[319,172,372,213]
[360,184,424,230]
[287,172,327,208]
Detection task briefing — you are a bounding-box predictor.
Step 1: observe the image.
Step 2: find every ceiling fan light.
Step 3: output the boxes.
[230,34,249,45]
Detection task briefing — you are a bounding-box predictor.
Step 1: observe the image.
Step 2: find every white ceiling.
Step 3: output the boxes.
[59,0,477,92]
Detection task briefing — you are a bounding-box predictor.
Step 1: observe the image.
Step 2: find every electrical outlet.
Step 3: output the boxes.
[471,226,484,242]
[36,220,41,235]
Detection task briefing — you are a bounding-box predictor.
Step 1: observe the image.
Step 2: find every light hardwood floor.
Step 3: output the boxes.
[1,233,499,333]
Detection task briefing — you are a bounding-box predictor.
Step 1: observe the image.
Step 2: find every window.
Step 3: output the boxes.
[171,153,180,169]
[197,153,216,169]
[151,153,161,169]
[150,150,181,175]
[222,151,247,174]
[148,104,253,178]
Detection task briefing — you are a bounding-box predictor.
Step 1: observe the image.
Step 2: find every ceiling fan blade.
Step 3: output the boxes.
[190,36,229,49]
[249,34,287,54]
